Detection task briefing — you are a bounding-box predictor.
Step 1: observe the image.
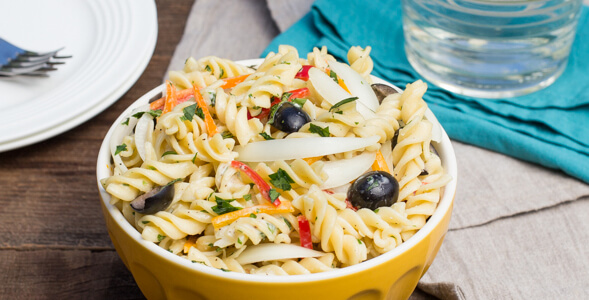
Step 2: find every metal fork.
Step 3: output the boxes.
[0,38,71,77]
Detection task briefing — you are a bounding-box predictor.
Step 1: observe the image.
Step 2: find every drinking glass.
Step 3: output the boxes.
[401,0,584,98]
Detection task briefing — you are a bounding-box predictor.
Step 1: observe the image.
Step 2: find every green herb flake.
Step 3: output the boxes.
[267,102,284,125]
[243,194,252,201]
[219,68,225,78]
[249,213,257,218]
[269,168,295,191]
[357,239,363,244]
[192,153,198,164]
[211,196,242,215]
[259,132,274,140]
[204,65,212,72]
[280,92,293,102]
[220,268,231,272]
[114,144,127,156]
[133,109,162,119]
[180,103,198,121]
[121,118,129,126]
[309,124,330,137]
[221,131,234,139]
[162,150,177,157]
[374,208,380,213]
[122,183,129,187]
[209,92,217,107]
[268,188,280,203]
[291,97,307,108]
[329,97,358,112]
[237,238,242,245]
[147,166,157,171]
[329,70,339,83]
[142,221,150,224]
[283,217,293,230]
[157,234,166,242]
[267,223,276,234]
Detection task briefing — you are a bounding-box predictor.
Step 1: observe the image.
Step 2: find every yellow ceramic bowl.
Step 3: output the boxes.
[96,64,458,300]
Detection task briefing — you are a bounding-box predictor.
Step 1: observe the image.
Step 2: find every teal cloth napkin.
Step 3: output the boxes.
[263,0,589,184]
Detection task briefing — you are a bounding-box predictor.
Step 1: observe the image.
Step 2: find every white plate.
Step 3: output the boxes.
[0,0,157,152]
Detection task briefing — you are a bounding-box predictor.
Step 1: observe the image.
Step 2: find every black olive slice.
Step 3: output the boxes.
[130,184,175,214]
[371,83,398,104]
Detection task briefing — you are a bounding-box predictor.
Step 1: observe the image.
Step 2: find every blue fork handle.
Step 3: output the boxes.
[0,38,25,65]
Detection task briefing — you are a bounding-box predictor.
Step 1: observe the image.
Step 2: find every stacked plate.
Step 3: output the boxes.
[0,0,158,152]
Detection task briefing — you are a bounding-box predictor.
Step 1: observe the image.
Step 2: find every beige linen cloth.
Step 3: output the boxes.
[166,1,589,298]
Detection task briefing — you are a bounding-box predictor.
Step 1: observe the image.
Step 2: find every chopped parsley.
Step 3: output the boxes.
[259,132,274,140]
[249,213,257,218]
[291,97,307,108]
[132,109,162,119]
[192,153,198,164]
[204,65,212,72]
[329,70,339,83]
[211,196,241,215]
[147,166,157,170]
[114,144,127,155]
[209,92,216,107]
[161,150,177,157]
[329,97,358,112]
[282,217,293,230]
[142,221,150,224]
[221,131,234,139]
[180,103,204,121]
[269,168,295,191]
[121,118,129,125]
[268,188,280,203]
[219,68,225,78]
[157,234,166,242]
[267,223,276,234]
[309,123,330,137]
[243,194,252,201]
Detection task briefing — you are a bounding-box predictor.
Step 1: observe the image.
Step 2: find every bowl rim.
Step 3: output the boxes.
[96,58,458,283]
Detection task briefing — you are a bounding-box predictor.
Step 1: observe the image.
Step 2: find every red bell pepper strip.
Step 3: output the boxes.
[297,215,313,249]
[295,65,313,81]
[230,161,281,206]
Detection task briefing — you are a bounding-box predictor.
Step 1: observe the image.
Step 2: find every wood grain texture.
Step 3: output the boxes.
[0,0,193,298]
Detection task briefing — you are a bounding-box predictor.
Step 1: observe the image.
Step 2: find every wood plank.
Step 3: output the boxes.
[0,249,144,299]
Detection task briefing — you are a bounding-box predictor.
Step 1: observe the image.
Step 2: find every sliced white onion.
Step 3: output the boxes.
[109,104,149,172]
[328,61,379,112]
[234,136,380,162]
[308,67,350,106]
[425,109,442,143]
[320,151,376,189]
[134,113,153,161]
[235,243,325,265]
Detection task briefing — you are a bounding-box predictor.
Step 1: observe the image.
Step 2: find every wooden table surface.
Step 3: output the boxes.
[0,1,193,298]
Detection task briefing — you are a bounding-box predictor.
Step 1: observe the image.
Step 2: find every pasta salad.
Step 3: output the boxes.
[100,45,451,275]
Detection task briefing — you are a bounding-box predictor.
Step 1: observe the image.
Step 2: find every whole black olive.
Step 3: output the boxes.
[347,171,399,210]
[371,83,398,104]
[130,183,175,214]
[271,102,311,133]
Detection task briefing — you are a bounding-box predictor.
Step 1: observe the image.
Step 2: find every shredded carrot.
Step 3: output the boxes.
[371,150,391,173]
[150,88,195,111]
[161,81,179,115]
[183,235,198,253]
[324,68,351,94]
[303,156,323,165]
[211,201,294,229]
[193,85,218,136]
[220,74,249,89]
[338,77,351,94]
